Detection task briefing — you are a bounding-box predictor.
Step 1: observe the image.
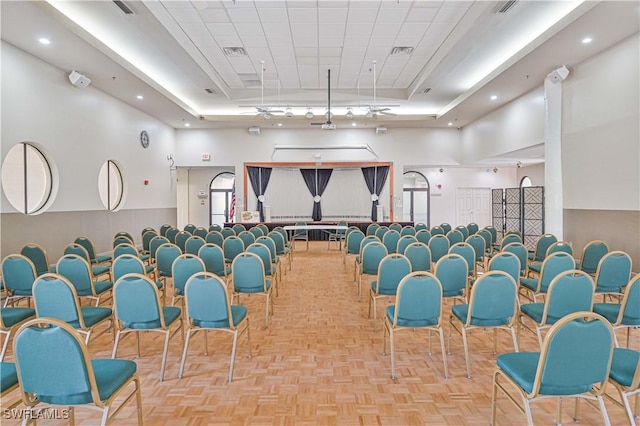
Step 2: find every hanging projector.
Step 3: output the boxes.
[321,123,336,130]
[68,70,91,88]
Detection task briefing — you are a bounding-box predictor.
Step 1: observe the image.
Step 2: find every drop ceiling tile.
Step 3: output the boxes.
[347,8,380,23]
[344,23,375,37]
[394,33,425,46]
[229,56,256,73]
[319,57,341,66]
[239,35,269,47]
[263,22,292,37]
[405,6,438,23]
[269,46,295,57]
[398,22,430,37]
[255,1,285,8]
[183,22,212,38]
[287,8,317,23]
[434,6,470,23]
[293,33,318,47]
[226,7,260,22]
[319,23,346,37]
[268,36,294,48]
[342,46,367,57]
[411,1,444,8]
[319,36,344,47]
[298,56,318,65]
[295,47,318,57]
[374,8,409,23]
[319,47,343,56]
[256,7,289,23]
[343,35,371,47]
[213,35,243,46]
[223,1,254,8]
[206,22,236,36]
[319,1,348,7]
[349,1,381,9]
[234,23,265,36]
[371,22,403,36]
[318,8,348,23]
[198,9,231,23]
[246,47,273,60]
[161,1,192,9]
[376,78,396,87]
[167,8,202,23]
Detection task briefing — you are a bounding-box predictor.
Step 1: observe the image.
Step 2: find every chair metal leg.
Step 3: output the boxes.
[112,329,122,358]
[229,330,238,382]
[437,328,449,379]
[0,330,11,361]
[461,327,471,378]
[178,328,193,379]
[204,330,208,356]
[390,328,396,380]
[159,330,171,381]
[596,395,612,426]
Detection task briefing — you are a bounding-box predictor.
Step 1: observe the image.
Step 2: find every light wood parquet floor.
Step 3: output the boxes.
[2,241,638,425]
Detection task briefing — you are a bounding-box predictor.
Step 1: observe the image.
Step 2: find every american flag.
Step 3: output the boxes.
[229,184,236,223]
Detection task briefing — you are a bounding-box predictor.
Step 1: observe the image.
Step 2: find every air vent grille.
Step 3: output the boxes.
[496,0,517,13]
[422,88,432,94]
[205,88,216,94]
[390,46,414,56]
[112,0,134,14]
[223,47,247,57]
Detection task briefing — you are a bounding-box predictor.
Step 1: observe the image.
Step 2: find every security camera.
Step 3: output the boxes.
[439,168,444,173]
[516,161,523,168]
[493,167,499,173]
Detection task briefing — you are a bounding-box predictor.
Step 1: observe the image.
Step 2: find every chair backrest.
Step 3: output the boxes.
[366,223,380,236]
[532,234,558,262]
[375,226,389,241]
[238,231,256,248]
[578,240,609,275]
[388,223,402,232]
[198,244,228,277]
[184,272,236,328]
[430,225,444,236]
[247,243,274,276]
[172,254,206,296]
[434,253,469,298]
[477,229,492,253]
[114,274,164,326]
[268,231,287,256]
[166,227,180,243]
[255,236,277,264]
[542,270,594,323]
[14,318,98,403]
[113,243,139,260]
[488,251,521,283]
[373,254,412,294]
[466,271,518,326]
[532,311,614,397]
[114,231,135,242]
[205,231,225,247]
[382,230,401,254]
[209,224,222,233]
[185,236,206,255]
[466,235,486,263]
[175,231,191,253]
[546,241,573,257]
[536,252,577,294]
[232,224,246,235]
[112,254,147,282]
[74,236,100,263]
[615,273,640,325]
[159,224,172,237]
[141,227,156,239]
[20,243,52,277]
[484,226,497,247]
[142,230,158,253]
[345,230,365,255]
[415,223,427,231]
[400,226,416,236]
[454,225,469,240]
[223,236,245,263]
[231,252,267,293]
[193,227,208,239]
[594,251,633,293]
[2,254,38,295]
[503,242,529,276]
[33,274,83,326]
[428,234,450,264]
[257,224,269,235]
[500,233,522,250]
[449,243,475,277]
[184,224,197,235]
[64,243,92,263]
[56,255,95,296]
[113,235,134,249]
[156,243,182,278]
[149,236,170,263]
[358,235,380,257]
[440,223,452,234]
[446,230,464,246]
[393,272,443,326]
[467,223,479,235]
[415,229,432,245]
[273,227,289,246]
[361,242,388,275]
[404,242,432,272]
[221,227,236,239]
[397,235,418,255]
[249,226,264,239]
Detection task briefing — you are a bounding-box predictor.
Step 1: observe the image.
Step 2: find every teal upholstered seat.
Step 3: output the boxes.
[75,235,112,265]
[356,241,387,298]
[174,231,192,253]
[446,230,464,246]
[400,226,416,236]
[593,251,632,297]
[112,254,165,304]
[607,347,640,425]
[232,252,272,328]
[179,272,252,382]
[205,230,225,247]
[466,234,487,272]
[389,223,402,232]
[415,229,432,245]
[502,242,528,278]
[1,254,37,303]
[454,225,468,240]
[64,243,110,279]
[184,224,197,235]
[577,240,609,275]
[159,223,172,237]
[238,231,256,249]
[223,236,245,265]
[397,235,418,256]
[414,223,427,231]
[428,234,450,265]
[208,224,222,232]
[486,251,521,284]
[21,243,55,276]
[185,236,206,256]
[449,242,476,280]
[268,231,291,272]
[519,252,575,302]
[382,230,401,254]
[1,306,35,361]
[232,223,246,235]
[256,236,281,280]
[593,272,640,347]
[248,243,279,296]
[221,227,236,239]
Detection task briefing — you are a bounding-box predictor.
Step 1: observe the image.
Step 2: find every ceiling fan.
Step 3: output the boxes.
[310,69,336,130]
[364,60,397,117]
[240,60,283,120]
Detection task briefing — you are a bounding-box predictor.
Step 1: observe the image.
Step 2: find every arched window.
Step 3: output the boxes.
[403,171,430,227]
[210,172,235,226]
[520,176,533,188]
[1,142,55,214]
[98,160,125,211]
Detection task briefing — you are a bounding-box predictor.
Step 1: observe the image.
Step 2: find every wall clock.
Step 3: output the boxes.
[140,130,150,148]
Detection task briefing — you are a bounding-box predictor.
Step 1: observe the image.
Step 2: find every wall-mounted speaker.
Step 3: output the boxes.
[547,65,569,84]
[248,126,261,136]
[69,70,91,88]
[375,126,387,135]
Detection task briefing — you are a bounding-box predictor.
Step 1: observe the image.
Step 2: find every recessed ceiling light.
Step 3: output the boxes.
[448,122,453,126]
[38,37,50,45]
[277,123,283,127]
[490,95,498,100]
[352,122,357,127]
[136,95,144,100]
[582,37,593,44]
[184,122,190,127]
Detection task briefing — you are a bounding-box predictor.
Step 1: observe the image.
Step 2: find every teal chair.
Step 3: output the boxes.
[268,231,291,272]
[209,224,222,232]
[113,235,134,250]
[33,273,113,344]
[231,252,273,328]
[141,230,158,255]
[247,243,279,296]
[397,235,417,256]
[64,243,110,279]
[491,311,614,426]
[56,254,113,307]
[1,306,35,361]
[502,242,529,278]
[149,235,170,265]
[415,229,432,245]
[389,223,402,233]
[193,227,208,239]
[155,243,182,290]
[434,253,469,304]
[445,230,464,247]
[382,229,401,254]
[174,231,191,253]
[477,229,493,256]
[467,222,479,235]
[0,361,20,410]
[1,254,37,306]
[454,225,468,240]
[184,224,197,235]
[374,226,389,241]
[223,236,245,265]
[171,254,206,307]
[185,236,206,256]
[486,251,521,284]
[166,227,180,244]
[594,273,640,348]
[519,252,575,302]
[527,233,558,265]
[113,243,154,276]
[112,254,165,305]
[414,222,427,231]
[160,223,172,237]
[257,224,269,236]
[607,347,640,425]
[198,244,231,282]
[238,231,256,249]
[221,227,236,239]
[249,226,264,239]
[448,271,519,378]
[449,242,476,281]
[383,272,448,379]
[328,220,348,249]
[577,240,609,275]
[353,235,380,282]
[366,223,380,236]
[232,224,246,235]
[292,222,309,251]
[494,232,521,253]
[114,231,135,243]
[112,273,183,381]
[357,242,388,299]
[593,251,633,299]
[21,243,55,276]
[400,226,416,236]
[140,226,156,240]
[428,234,450,265]
[343,230,365,267]
[465,234,487,272]
[75,236,112,265]
[483,226,497,248]
[256,236,281,282]
[527,241,574,276]
[439,223,451,234]
[404,242,432,273]
[179,272,252,382]
[520,270,595,348]
[14,317,143,425]
[368,254,412,328]
[205,230,225,248]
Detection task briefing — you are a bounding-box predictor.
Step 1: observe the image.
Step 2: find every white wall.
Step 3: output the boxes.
[517,163,545,186]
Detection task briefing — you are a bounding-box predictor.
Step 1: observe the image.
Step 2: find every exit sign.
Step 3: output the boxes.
[201,153,210,161]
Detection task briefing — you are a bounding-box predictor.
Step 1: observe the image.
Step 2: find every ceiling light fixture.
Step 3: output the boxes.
[136,95,144,100]
[305,108,314,119]
[285,107,293,118]
[351,122,357,127]
[582,37,593,44]
[448,122,453,126]
[38,37,50,45]
[277,123,283,127]
[345,108,354,119]
[490,95,498,100]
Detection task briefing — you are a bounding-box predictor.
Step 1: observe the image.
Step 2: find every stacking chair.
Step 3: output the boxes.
[171,254,206,306]
[185,235,206,255]
[389,223,402,233]
[593,251,633,300]
[519,252,575,302]
[257,224,269,236]
[231,252,273,328]
[268,231,291,272]
[0,361,20,410]
[184,224,197,235]
[256,236,281,282]
[382,229,401,254]
[483,226,497,248]
[368,254,412,328]
[448,271,519,378]
[223,236,245,265]
[272,227,293,259]
[375,226,389,241]
[366,223,380,236]
[64,243,110,280]
[400,226,416,236]
[20,243,55,276]
[141,226,157,239]
[520,270,595,348]
[221,227,236,239]
[112,273,183,381]
[113,243,154,276]
[149,235,170,265]
[193,226,208,239]
[198,244,231,282]
[292,221,309,251]
[353,235,379,282]
[491,311,614,426]
[1,254,37,307]
[14,318,143,425]
[494,232,522,253]
[209,224,222,233]
[593,273,640,347]
[434,253,469,304]
[397,235,417,255]
[527,241,574,276]
[179,272,252,382]
[247,243,279,296]
[415,222,427,231]
[33,273,113,344]
[114,231,135,242]
[382,272,448,379]
[160,223,172,237]
[113,235,135,250]
[445,230,464,246]
[477,229,493,257]
[466,234,487,272]
[56,254,113,307]
[232,224,246,235]
[428,234,450,265]
[449,242,476,282]
[1,305,35,361]
[155,243,182,291]
[344,230,365,266]
[415,229,432,245]
[439,223,451,234]
[238,230,256,249]
[486,251,521,284]
[328,220,348,249]
[502,242,529,279]
[356,242,388,298]
[205,230,225,247]
[112,254,165,305]
[527,233,558,267]
[403,242,432,273]
[249,226,264,240]
[577,240,609,275]
[174,231,191,253]
[467,222,479,235]
[142,230,158,255]
[166,227,180,244]
[75,236,112,265]
[454,225,469,240]
[607,347,640,425]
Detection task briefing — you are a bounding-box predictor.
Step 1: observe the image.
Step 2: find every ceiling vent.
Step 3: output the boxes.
[112,1,134,14]
[204,88,217,94]
[422,88,432,94]
[238,73,262,88]
[390,46,414,56]
[496,0,518,13]
[223,47,247,57]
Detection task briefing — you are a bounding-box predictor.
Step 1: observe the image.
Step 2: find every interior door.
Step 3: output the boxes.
[456,188,491,227]
[210,190,229,227]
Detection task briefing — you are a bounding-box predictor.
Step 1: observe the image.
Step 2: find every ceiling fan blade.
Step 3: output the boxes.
[310,122,326,125]
[379,111,396,116]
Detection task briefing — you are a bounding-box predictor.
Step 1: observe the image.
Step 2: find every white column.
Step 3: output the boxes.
[544,77,564,239]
